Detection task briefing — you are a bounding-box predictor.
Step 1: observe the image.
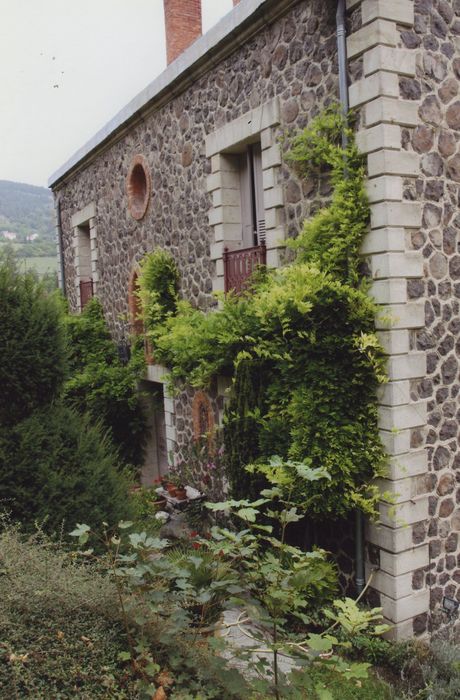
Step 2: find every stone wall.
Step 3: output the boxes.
[347,0,460,640]
[54,0,340,463]
[401,0,460,637]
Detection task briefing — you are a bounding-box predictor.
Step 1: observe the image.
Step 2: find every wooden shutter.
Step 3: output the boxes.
[239,151,254,248]
[252,143,266,245]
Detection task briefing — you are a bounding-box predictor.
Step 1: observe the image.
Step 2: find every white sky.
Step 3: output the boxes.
[0,0,233,187]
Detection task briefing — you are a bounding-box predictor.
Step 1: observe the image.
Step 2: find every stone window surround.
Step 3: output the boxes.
[205,97,285,293]
[146,364,177,467]
[71,202,98,312]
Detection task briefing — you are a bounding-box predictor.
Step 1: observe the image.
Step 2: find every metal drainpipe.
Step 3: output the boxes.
[336,0,365,596]
[55,198,66,298]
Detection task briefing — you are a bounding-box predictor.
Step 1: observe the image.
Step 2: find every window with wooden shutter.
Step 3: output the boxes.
[239,142,266,248]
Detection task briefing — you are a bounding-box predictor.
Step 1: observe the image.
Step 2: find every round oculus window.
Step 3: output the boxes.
[127,155,151,220]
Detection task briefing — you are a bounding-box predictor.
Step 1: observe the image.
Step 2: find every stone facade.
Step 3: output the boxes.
[347,0,460,640]
[51,0,460,640]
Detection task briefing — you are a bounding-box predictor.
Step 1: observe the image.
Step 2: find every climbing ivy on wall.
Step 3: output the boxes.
[141,106,387,519]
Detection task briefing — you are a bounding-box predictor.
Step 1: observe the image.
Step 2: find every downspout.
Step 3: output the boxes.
[336,0,365,596]
[55,198,66,298]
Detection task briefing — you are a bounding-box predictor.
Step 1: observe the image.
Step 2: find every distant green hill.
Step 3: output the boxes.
[0,180,54,242]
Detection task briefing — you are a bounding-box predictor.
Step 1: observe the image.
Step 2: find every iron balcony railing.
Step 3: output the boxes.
[223,244,267,294]
[79,279,94,309]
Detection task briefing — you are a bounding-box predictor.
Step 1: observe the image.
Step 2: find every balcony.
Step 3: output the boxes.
[79,279,94,309]
[223,243,266,294]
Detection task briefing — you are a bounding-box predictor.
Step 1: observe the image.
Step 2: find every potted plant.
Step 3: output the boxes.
[175,484,187,501]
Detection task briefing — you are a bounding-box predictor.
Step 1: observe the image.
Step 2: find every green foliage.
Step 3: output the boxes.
[144,106,387,519]
[64,298,147,467]
[0,179,55,241]
[138,248,180,332]
[0,252,67,426]
[0,525,135,698]
[285,105,369,288]
[0,403,134,534]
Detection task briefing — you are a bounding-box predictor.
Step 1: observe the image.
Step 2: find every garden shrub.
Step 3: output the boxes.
[64,297,147,467]
[0,525,135,699]
[137,248,180,332]
[0,403,134,533]
[0,252,67,426]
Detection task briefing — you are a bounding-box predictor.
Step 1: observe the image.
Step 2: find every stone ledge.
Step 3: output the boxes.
[370,278,407,305]
[366,97,419,127]
[355,123,401,154]
[377,475,426,504]
[362,0,414,28]
[381,590,429,625]
[386,450,428,481]
[379,496,429,528]
[378,380,411,407]
[361,228,406,255]
[375,302,425,330]
[380,544,429,576]
[347,19,398,59]
[366,521,413,553]
[367,567,414,598]
[366,176,403,204]
[376,329,410,355]
[379,428,411,456]
[386,351,426,380]
[349,71,399,108]
[368,150,420,178]
[378,402,427,431]
[370,201,421,229]
[364,46,416,78]
[370,251,423,279]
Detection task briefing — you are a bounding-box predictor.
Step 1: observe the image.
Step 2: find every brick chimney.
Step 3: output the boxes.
[233,0,241,5]
[164,0,202,65]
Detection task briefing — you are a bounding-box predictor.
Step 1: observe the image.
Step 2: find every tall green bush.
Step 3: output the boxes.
[0,403,133,532]
[0,252,66,426]
[64,298,147,467]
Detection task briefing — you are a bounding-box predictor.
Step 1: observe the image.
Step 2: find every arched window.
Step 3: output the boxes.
[126,155,151,220]
[192,391,215,442]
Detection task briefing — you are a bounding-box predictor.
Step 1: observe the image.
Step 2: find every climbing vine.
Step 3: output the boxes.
[141,106,387,519]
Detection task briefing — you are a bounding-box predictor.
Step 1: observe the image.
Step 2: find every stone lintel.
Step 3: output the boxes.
[205,98,280,157]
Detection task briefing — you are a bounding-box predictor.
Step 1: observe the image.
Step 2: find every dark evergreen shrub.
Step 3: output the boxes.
[0,253,66,426]
[0,403,133,533]
[64,298,147,467]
